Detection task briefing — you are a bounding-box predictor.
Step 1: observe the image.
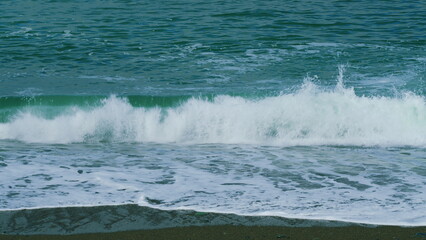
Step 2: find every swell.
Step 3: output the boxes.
[0,95,193,123]
[0,81,424,146]
[0,95,193,109]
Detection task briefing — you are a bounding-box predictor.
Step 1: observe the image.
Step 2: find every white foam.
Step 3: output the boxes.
[1,81,425,145]
[9,27,33,36]
[1,139,425,226]
[63,30,72,37]
[79,75,136,82]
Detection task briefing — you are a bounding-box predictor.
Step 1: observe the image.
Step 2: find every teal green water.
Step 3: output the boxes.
[1,0,425,96]
[0,0,425,226]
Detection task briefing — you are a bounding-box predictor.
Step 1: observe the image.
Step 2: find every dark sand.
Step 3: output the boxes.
[1,225,426,240]
[1,205,425,240]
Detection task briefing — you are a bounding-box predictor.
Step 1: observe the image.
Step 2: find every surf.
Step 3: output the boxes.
[1,77,424,146]
[0,65,426,146]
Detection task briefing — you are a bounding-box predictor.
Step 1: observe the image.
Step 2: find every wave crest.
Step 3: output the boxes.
[0,83,425,146]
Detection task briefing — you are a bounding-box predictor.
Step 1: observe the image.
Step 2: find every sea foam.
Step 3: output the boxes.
[0,81,425,145]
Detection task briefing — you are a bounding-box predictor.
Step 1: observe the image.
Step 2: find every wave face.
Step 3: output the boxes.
[1,83,425,146]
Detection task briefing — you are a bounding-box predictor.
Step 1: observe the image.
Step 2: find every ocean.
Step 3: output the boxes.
[0,0,425,229]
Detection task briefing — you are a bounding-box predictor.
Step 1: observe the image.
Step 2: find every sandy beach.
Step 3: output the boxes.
[1,205,425,240]
[2,225,426,240]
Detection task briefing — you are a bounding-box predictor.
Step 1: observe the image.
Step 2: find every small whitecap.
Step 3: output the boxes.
[62,30,72,37]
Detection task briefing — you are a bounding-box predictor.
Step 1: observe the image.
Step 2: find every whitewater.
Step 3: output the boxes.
[1,79,425,146]
[1,74,425,226]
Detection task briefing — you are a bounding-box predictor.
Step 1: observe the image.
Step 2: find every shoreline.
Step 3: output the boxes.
[0,204,356,235]
[1,204,425,239]
[2,225,426,240]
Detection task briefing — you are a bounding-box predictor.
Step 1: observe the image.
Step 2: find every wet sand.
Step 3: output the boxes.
[2,225,426,240]
[1,205,425,240]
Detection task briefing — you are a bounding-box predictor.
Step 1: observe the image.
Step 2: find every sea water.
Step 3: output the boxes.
[0,0,425,226]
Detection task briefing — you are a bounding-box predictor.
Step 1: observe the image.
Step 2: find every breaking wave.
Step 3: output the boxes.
[0,81,425,146]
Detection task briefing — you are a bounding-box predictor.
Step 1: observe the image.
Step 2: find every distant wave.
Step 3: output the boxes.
[0,81,425,145]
